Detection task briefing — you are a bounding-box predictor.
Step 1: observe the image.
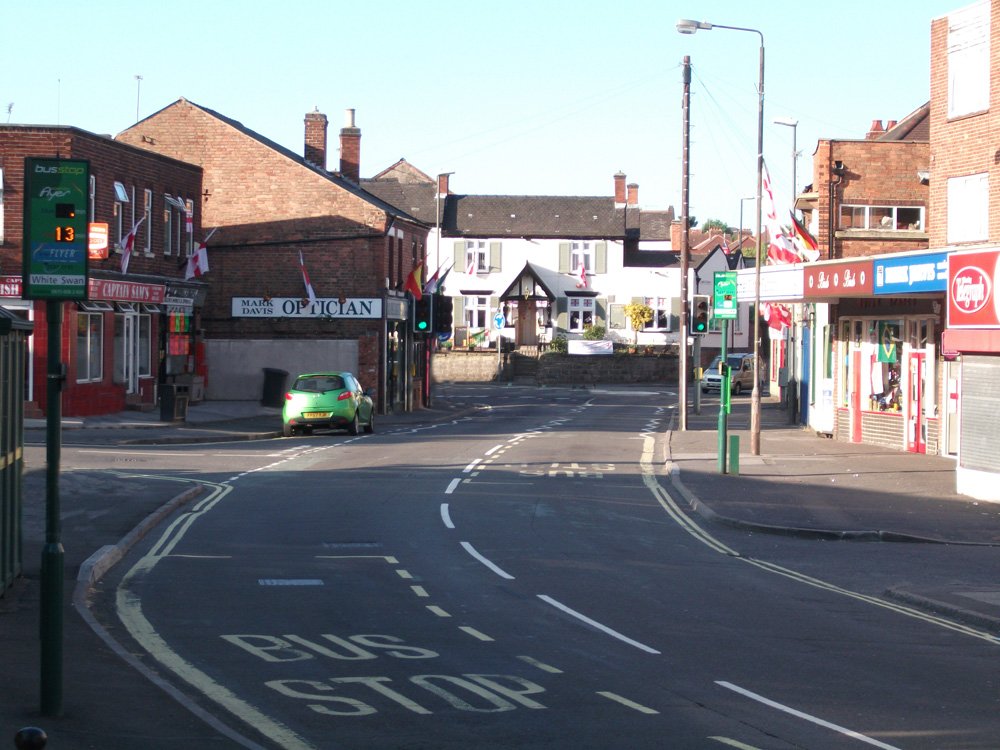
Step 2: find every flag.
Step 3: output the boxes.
[436,263,453,291]
[184,228,216,281]
[721,236,731,255]
[423,264,441,295]
[575,262,588,289]
[299,249,317,306]
[761,161,801,265]
[790,211,820,262]
[466,254,476,276]
[119,216,146,274]
[403,261,424,300]
[760,301,792,332]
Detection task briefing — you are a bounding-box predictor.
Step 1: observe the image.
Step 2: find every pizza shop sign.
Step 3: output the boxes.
[947,248,1000,328]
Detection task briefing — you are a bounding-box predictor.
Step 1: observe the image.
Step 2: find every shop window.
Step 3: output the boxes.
[138,314,152,377]
[867,320,901,412]
[76,312,103,383]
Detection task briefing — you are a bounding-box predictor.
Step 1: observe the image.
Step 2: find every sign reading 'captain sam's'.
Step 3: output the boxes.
[947,248,1000,329]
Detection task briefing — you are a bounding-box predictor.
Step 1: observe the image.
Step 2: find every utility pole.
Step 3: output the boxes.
[678,55,691,431]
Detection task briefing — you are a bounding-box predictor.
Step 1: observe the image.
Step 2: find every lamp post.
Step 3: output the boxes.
[677,18,765,455]
[773,117,798,207]
[738,195,754,251]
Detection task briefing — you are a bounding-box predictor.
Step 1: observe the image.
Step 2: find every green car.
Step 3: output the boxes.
[281,371,375,437]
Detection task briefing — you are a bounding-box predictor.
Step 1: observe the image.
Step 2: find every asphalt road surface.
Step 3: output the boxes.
[82,385,1000,749]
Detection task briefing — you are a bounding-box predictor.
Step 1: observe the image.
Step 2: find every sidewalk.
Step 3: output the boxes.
[4,392,1000,748]
[667,395,1000,635]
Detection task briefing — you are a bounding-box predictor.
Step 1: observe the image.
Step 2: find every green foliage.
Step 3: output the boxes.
[549,335,568,353]
[582,324,606,340]
[623,302,653,344]
[702,218,732,234]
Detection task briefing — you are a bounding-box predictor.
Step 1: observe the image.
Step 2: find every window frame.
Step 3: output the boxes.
[642,296,672,332]
[568,296,595,333]
[464,295,490,329]
[838,204,924,231]
[570,241,593,273]
[142,189,153,254]
[465,240,487,275]
[76,311,104,384]
[947,173,989,244]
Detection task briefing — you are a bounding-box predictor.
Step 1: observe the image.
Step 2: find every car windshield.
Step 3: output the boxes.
[294,375,344,393]
[707,355,749,372]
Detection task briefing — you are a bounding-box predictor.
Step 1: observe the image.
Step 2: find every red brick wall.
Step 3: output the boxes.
[809,139,929,259]
[928,3,1000,248]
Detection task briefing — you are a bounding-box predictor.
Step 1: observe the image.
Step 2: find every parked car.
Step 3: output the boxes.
[701,353,755,395]
[282,371,374,437]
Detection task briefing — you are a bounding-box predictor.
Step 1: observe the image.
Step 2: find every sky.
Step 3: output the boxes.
[3,0,964,232]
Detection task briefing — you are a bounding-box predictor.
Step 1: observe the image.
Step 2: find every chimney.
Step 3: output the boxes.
[670,219,683,250]
[437,173,450,197]
[627,183,639,206]
[304,108,328,169]
[885,119,898,131]
[339,108,361,182]
[614,172,627,206]
[866,119,885,140]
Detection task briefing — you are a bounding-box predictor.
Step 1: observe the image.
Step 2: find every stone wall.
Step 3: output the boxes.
[431,350,679,385]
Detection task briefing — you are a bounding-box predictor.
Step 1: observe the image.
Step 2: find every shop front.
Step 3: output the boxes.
[805,255,946,454]
[943,247,1000,500]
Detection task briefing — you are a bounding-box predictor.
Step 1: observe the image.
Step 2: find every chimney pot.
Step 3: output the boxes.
[614,172,627,206]
[866,119,885,140]
[304,109,329,170]
[339,108,361,182]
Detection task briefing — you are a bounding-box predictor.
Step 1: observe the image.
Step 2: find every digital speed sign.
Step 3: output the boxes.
[22,157,90,300]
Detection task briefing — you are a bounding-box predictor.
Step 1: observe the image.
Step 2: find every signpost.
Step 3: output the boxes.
[714,272,737,474]
[23,157,90,717]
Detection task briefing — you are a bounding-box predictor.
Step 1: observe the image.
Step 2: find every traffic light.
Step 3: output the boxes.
[433,294,454,334]
[412,294,433,334]
[690,295,710,335]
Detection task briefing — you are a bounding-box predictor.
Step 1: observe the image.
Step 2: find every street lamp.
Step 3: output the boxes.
[738,195,754,250]
[676,18,765,455]
[774,117,798,207]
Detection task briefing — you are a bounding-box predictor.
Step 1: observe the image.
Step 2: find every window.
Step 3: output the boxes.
[947,173,988,244]
[0,168,4,243]
[466,241,487,275]
[138,314,152,377]
[89,175,96,226]
[163,194,185,256]
[839,205,924,231]
[113,182,131,247]
[568,297,595,332]
[142,189,153,254]
[570,241,593,273]
[76,312,103,383]
[464,296,490,329]
[184,198,194,257]
[643,297,671,331]
[948,2,990,118]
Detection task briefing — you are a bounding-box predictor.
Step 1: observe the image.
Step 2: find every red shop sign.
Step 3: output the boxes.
[88,278,166,303]
[804,259,873,298]
[948,248,1000,329]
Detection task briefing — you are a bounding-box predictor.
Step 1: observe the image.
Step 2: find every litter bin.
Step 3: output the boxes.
[160,383,189,422]
[261,368,289,407]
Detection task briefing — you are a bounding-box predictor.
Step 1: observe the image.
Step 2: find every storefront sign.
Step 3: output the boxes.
[873,252,949,294]
[804,259,873,298]
[88,278,166,303]
[947,248,1000,328]
[0,275,22,298]
[736,264,803,302]
[231,297,383,319]
[88,223,109,259]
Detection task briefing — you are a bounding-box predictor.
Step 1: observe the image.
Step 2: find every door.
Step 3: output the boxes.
[516,300,538,346]
[906,351,926,454]
[850,349,862,443]
[114,311,140,395]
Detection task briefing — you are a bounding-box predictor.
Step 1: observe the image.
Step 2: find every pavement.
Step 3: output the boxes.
[3,389,1000,748]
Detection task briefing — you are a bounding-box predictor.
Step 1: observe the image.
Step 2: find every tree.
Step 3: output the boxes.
[702,218,732,234]
[624,302,653,345]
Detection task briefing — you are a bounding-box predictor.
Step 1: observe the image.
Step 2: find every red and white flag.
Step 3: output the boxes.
[466,254,476,276]
[761,161,801,265]
[185,228,216,280]
[299,249,317,306]
[761,301,792,331]
[119,216,146,274]
[576,262,588,289]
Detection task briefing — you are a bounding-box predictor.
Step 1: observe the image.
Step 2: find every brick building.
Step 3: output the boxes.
[116,101,430,413]
[932,0,1000,499]
[0,125,205,417]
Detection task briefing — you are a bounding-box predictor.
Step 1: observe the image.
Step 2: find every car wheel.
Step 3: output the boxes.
[282,423,294,437]
[733,382,743,396]
[348,411,360,435]
[364,412,374,434]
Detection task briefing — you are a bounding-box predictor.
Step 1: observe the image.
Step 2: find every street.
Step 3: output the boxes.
[63,385,1000,749]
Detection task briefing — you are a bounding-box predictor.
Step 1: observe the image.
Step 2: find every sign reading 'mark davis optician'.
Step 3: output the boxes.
[231,297,383,319]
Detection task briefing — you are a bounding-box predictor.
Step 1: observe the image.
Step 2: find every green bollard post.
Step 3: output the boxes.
[728,434,740,476]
